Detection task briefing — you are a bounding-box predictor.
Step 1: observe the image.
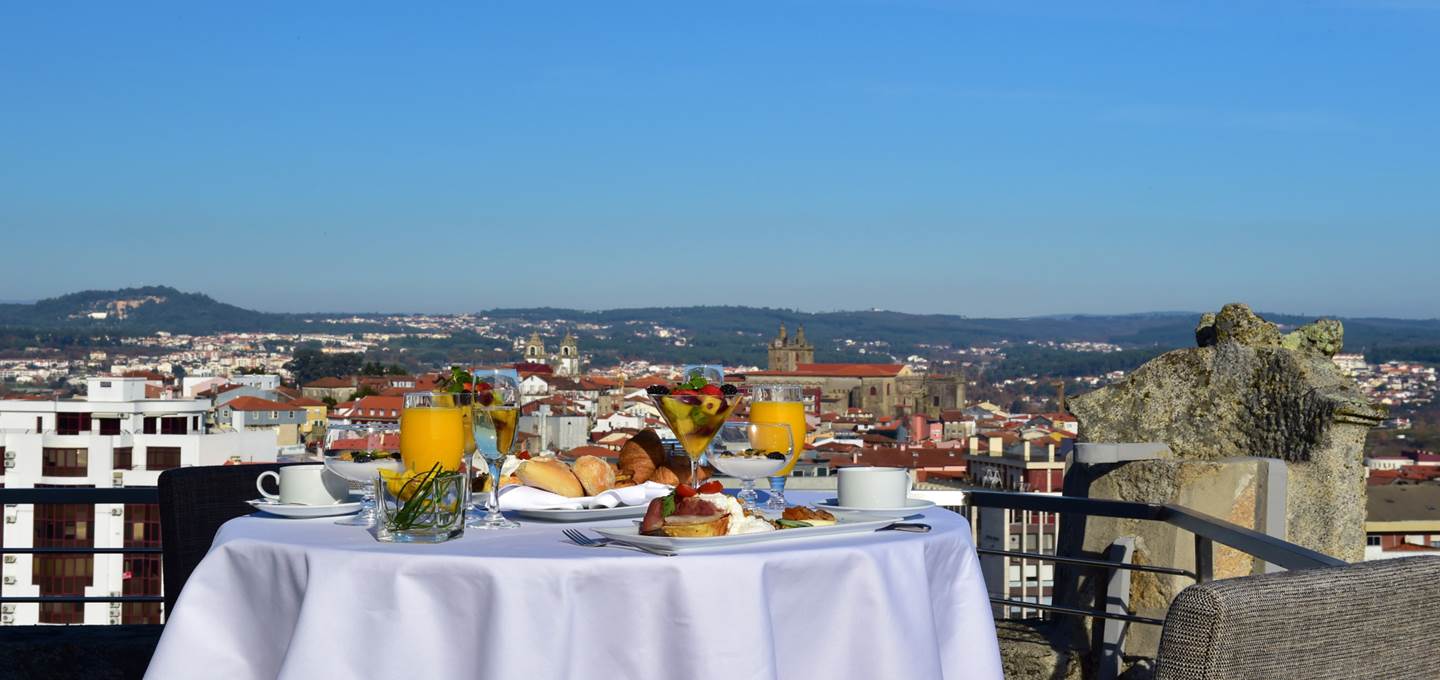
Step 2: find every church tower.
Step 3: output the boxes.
[523,332,546,364]
[557,330,580,377]
[767,323,815,371]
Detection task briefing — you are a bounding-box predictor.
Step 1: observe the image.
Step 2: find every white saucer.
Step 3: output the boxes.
[817,498,936,514]
[247,499,362,518]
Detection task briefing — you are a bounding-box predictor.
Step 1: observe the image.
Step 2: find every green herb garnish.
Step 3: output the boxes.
[660,494,676,517]
[775,519,813,529]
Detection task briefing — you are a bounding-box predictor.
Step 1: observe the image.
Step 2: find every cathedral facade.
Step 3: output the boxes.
[522,330,582,377]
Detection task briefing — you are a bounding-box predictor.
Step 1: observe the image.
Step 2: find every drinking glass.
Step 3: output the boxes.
[682,364,725,385]
[469,369,522,530]
[400,392,465,473]
[710,422,791,510]
[749,384,807,510]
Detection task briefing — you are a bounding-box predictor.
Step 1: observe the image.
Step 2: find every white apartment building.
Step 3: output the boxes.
[0,377,276,626]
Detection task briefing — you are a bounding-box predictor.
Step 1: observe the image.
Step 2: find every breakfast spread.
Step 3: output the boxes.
[640,481,838,537]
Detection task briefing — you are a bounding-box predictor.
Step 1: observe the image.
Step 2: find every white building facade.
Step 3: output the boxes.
[0,377,276,626]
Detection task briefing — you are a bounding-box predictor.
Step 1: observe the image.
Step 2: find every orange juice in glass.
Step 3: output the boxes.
[400,392,465,472]
[748,384,807,510]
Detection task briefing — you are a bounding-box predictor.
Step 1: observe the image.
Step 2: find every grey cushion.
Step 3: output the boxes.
[1153,556,1440,680]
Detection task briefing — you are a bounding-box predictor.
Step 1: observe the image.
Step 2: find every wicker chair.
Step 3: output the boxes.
[157,463,290,615]
[1153,556,1440,680]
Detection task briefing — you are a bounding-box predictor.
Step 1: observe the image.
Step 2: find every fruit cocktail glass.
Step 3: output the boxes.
[648,373,743,488]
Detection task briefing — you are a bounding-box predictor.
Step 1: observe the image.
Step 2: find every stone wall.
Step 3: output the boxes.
[1053,303,1384,664]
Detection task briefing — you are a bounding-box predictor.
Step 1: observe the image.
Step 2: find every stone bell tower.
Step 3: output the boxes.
[767,323,815,371]
[557,330,580,377]
[523,332,546,364]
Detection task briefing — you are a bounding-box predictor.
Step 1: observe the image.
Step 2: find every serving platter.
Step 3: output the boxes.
[592,512,901,553]
[510,504,651,522]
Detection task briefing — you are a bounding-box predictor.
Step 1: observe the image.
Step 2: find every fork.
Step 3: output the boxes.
[562,529,676,556]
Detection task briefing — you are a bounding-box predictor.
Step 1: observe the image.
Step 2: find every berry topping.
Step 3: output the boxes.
[646,385,672,395]
[698,480,724,494]
[720,384,739,395]
[699,384,723,396]
[675,483,698,498]
[516,451,532,460]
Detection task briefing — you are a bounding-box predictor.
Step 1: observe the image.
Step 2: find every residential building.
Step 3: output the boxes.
[1364,484,1440,560]
[215,397,306,446]
[0,377,276,626]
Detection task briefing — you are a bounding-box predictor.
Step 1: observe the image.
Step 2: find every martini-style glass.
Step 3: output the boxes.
[323,441,404,527]
[650,372,744,487]
[710,422,791,510]
[469,369,522,530]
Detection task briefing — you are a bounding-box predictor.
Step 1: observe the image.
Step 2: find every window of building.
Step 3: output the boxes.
[191,416,199,431]
[113,446,133,470]
[143,417,157,435]
[35,416,43,432]
[33,499,95,624]
[1367,535,1381,546]
[97,418,121,436]
[122,504,163,624]
[145,447,182,471]
[159,417,188,435]
[41,448,88,477]
[56,412,92,436]
[99,381,111,388]
[869,387,877,397]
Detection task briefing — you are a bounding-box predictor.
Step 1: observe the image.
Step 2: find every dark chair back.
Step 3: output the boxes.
[158,463,290,616]
[1153,556,1440,680]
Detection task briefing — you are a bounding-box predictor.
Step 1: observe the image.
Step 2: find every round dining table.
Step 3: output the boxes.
[144,491,1003,680]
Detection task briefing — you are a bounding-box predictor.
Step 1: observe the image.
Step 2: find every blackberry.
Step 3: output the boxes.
[720,384,739,395]
[646,385,672,395]
[766,451,787,460]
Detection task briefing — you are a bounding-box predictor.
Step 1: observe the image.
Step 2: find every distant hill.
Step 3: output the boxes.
[0,286,344,334]
[3,287,1439,369]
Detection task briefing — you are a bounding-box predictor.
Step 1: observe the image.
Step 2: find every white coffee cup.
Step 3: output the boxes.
[256,465,350,506]
[837,466,912,509]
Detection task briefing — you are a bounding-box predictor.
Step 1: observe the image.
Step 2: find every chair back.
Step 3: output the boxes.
[157,463,291,616]
[1154,556,1440,680]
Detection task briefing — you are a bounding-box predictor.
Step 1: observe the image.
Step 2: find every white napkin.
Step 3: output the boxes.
[496,481,672,511]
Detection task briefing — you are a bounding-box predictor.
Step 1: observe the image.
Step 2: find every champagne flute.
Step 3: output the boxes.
[469,369,521,530]
[749,384,807,510]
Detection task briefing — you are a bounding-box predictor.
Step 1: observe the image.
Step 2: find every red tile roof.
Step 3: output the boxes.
[225,396,303,412]
[304,377,354,389]
[744,363,906,378]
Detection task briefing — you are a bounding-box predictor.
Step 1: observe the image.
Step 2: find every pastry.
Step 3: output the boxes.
[650,465,679,486]
[618,442,657,484]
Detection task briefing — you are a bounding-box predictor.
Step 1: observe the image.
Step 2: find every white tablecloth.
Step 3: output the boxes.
[146,491,1002,680]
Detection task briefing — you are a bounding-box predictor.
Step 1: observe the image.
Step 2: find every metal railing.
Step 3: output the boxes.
[964,489,1347,680]
[0,486,163,610]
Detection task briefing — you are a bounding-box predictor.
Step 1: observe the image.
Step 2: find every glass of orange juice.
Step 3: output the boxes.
[749,384,807,510]
[400,392,465,473]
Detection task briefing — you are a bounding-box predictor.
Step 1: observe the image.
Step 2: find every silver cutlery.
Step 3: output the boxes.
[562,529,676,556]
[877,522,931,533]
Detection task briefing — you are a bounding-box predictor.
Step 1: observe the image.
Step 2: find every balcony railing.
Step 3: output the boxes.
[0,487,164,615]
[962,489,1347,679]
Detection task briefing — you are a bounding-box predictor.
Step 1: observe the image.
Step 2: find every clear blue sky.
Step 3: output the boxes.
[2,1,1436,317]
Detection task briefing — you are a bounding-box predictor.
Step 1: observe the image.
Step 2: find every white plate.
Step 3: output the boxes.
[510,504,651,522]
[593,512,900,552]
[817,498,937,514]
[247,499,362,518]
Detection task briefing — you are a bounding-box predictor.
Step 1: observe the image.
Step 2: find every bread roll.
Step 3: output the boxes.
[573,455,616,496]
[516,458,584,497]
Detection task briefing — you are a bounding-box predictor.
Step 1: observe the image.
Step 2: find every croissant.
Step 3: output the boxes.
[650,465,679,486]
[619,439,658,483]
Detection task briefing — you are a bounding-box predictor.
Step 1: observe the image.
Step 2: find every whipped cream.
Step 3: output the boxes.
[696,492,775,535]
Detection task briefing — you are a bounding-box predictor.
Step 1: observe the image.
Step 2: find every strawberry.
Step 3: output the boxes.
[516,451,531,460]
[698,480,724,494]
[699,384,723,396]
[675,483,698,498]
